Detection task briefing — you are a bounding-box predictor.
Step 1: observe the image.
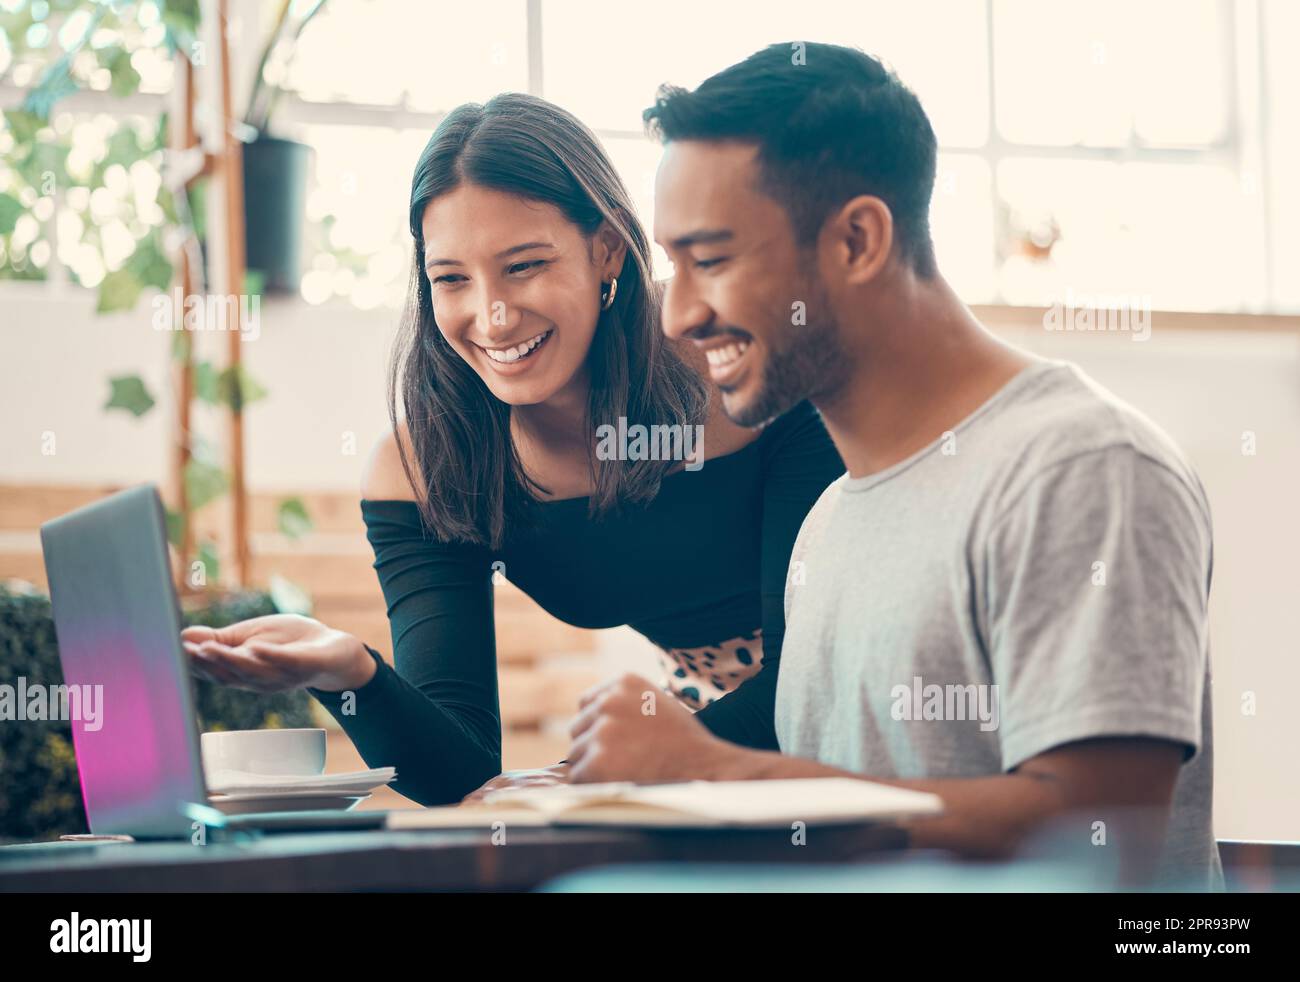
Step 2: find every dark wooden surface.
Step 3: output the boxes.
[0,822,909,892]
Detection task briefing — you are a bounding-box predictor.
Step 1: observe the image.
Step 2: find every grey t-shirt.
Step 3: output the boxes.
[775,358,1221,889]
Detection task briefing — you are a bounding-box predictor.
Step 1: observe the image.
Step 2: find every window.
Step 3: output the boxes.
[4,0,1295,314]
[262,0,1300,314]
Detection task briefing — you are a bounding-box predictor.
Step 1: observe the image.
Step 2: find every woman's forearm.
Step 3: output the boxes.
[309,646,502,806]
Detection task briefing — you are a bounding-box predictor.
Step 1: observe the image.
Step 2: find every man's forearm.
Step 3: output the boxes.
[706,743,1077,858]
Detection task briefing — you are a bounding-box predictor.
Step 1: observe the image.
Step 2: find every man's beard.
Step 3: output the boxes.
[723,289,852,428]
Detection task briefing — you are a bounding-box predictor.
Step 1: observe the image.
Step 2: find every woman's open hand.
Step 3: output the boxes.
[181,614,376,694]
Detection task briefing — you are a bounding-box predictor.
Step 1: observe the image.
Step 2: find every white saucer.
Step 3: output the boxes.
[208,778,390,795]
[206,767,395,797]
[206,791,371,815]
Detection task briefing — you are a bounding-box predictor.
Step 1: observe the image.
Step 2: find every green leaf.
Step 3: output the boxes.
[97,267,143,313]
[217,364,268,411]
[194,359,221,404]
[238,367,269,405]
[0,193,22,236]
[150,113,170,155]
[184,457,228,512]
[161,0,202,44]
[269,574,313,616]
[3,109,46,145]
[158,185,180,225]
[186,179,208,241]
[165,507,185,548]
[101,46,142,98]
[15,139,69,191]
[242,268,266,297]
[105,375,155,417]
[104,125,142,168]
[195,540,220,587]
[21,55,79,121]
[171,327,193,362]
[125,233,172,291]
[277,498,313,540]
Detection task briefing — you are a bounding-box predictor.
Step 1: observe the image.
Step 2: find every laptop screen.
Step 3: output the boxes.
[40,484,207,839]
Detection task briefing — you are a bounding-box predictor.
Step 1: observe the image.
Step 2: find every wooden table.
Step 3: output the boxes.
[0,822,908,892]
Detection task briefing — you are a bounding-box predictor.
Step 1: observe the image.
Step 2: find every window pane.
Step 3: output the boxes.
[1131,0,1231,146]
[541,0,988,147]
[288,0,528,110]
[996,157,1259,310]
[931,153,996,302]
[299,125,427,308]
[597,135,668,276]
[859,1,990,148]
[994,0,1228,148]
[1265,0,1300,311]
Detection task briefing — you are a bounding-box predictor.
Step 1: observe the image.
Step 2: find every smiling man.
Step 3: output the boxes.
[564,42,1221,889]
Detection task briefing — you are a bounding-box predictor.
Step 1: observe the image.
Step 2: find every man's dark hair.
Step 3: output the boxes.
[644,42,939,277]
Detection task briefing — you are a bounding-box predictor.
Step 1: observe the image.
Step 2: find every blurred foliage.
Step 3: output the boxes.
[104,372,155,416]
[0,584,315,844]
[0,0,198,297]
[1,2,310,589]
[4,2,312,598]
[277,497,313,540]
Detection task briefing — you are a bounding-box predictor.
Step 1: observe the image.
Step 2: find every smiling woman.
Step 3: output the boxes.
[185,93,845,806]
[400,95,707,546]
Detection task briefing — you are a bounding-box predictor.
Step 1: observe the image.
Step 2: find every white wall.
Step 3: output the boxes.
[0,286,398,492]
[2,285,1298,841]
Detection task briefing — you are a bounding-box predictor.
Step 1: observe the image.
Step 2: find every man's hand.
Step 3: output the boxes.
[566,673,740,784]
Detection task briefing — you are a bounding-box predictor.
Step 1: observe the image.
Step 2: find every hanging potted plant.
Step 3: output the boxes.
[238,0,326,293]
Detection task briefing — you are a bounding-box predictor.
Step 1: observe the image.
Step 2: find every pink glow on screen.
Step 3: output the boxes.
[63,627,194,824]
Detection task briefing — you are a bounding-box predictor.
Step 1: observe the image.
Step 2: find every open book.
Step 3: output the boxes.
[385,778,943,830]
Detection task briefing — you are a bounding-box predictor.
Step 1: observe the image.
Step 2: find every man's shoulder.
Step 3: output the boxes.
[788,473,847,558]
[979,361,1209,523]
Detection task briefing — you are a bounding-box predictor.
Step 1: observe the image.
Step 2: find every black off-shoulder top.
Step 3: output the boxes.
[308,401,844,805]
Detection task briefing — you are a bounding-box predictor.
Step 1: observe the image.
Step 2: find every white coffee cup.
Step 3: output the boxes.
[200,727,327,777]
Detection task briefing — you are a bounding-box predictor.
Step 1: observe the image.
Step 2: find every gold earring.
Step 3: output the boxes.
[600,276,618,311]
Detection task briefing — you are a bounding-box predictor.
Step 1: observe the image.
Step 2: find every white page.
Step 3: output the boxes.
[621,779,943,823]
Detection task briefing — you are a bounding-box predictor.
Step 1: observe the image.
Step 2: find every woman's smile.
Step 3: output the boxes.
[475,327,555,374]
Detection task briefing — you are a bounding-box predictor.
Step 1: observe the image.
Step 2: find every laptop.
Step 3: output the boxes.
[39,483,387,838]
